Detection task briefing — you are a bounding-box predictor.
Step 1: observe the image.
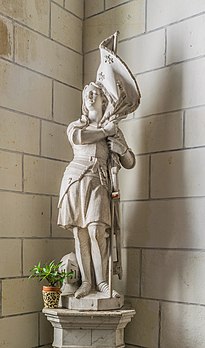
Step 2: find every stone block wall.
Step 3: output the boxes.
[84,1,205,347]
[1,0,205,347]
[0,1,83,347]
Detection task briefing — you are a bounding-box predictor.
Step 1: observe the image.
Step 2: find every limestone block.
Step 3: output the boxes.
[167,14,205,64]
[151,148,205,198]
[0,314,38,348]
[120,112,183,155]
[52,196,73,238]
[0,191,50,237]
[84,0,145,52]
[147,0,205,30]
[65,0,84,19]
[41,121,72,161]
[51,3,82,53]
[23,238,75,276]
[53,82,81,125]
[15,25,82,89]
[123,198,205,249]
[0,108,40,154]
[118,29,165,74]
[0,60,52,118]
[0,240,21,277]
[40,312,53,346]
[0,0,49,35]
[136,57,205,117]
[85,0,104,18]
[53,81,81,125]
[113,248,140,297]
[119,155,149,200]
[0,15,13,60]
[105,0,128,9]
[161,302,205,348]
[84,50,100,84]
[142,250,205,304]
[185,106,205,147]
[0,150,22,191]
[53,0,64,6]
[2,278,42,315]
[24,155,66,195]
[125,298,159,348]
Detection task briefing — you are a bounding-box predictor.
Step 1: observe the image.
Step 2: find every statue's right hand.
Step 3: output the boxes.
[103,121,118,137]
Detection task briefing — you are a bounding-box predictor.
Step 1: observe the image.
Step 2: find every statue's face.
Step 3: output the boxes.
[84,84,103,114]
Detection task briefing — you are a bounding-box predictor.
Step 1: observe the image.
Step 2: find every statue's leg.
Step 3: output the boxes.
[73,227,92,298]
[88,223,120,298]
[87,223,107,285]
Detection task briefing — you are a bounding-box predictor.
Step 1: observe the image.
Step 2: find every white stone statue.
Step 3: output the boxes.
[58,32,140,303]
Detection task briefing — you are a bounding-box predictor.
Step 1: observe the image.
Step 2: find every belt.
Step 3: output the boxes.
[73,155,107,166]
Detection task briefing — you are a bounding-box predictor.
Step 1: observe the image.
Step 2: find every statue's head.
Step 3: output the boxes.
[82,82,109,120]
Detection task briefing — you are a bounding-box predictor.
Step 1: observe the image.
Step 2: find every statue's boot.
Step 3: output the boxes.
[75,281,91,299]
[87,222,119,298]
[73,227,92,298]
[88,223,120,298]
[97,281,120,298]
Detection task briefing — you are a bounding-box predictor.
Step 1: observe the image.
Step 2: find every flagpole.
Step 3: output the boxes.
[113,31,119,53]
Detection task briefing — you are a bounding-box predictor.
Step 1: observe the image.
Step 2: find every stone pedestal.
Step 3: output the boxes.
[61,292,124,311]
[43,306,135,348]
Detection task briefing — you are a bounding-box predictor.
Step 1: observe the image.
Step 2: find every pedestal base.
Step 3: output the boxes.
[43,306,135,348]
[61,292,124,311]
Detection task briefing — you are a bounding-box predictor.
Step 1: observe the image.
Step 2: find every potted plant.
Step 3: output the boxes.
[29,260,73,308]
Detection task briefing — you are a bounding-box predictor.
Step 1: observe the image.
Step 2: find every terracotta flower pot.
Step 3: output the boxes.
[42,286,61,308]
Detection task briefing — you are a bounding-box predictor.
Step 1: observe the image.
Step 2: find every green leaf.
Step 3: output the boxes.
[28,259,74,287]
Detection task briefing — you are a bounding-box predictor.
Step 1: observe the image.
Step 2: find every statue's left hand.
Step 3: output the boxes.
[103,120,118,136]
[107,130,128,155]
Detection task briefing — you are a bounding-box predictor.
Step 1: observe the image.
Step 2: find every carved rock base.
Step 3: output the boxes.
[60,292,124,311]
[43,306,135,348]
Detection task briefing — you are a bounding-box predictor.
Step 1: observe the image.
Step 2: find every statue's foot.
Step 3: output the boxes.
[74,281,91,299]
[97,281,120,298]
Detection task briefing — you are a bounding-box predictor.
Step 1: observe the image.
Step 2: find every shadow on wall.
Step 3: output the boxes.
[116,40,197,347]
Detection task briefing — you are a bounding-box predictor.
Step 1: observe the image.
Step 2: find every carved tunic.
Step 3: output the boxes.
[58,120,111,229]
